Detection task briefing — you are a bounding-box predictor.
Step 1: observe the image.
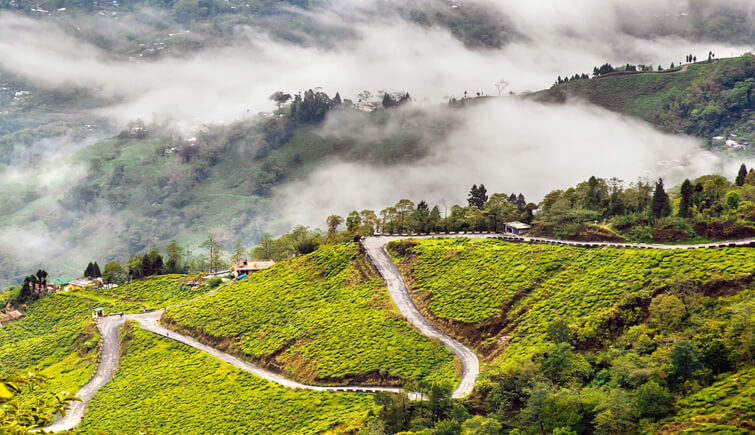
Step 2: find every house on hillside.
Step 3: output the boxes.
[505,221,531,236]
[69,278,103,291]
[1,310,25,325]
[231,259,275,277]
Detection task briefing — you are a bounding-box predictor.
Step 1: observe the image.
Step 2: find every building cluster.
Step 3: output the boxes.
[712,134,749,150]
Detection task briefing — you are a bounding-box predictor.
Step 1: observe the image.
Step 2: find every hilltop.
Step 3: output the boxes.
[530,54,755,142]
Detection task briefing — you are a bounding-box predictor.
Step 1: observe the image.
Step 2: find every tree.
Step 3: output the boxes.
[651,178,671,219]
[92,262,101,278]
[84,262,94,278]
[495,78,509,96]
[333,92,342,106]
[467,184,488,209]
[142,249,163,276]
[395,200,415,233]
[165,239,184,273]
[634,380,673,417]
[269,91,292,109]
[461,415,502,435]
[736,163,747,186]
[671,340,703,385]
[232,239,246,264]
[546,318,570,343]
[102,261,126,284]
[726,191,740,211]
[35,269,47,286]
[648,294,686,331]
[326,215,344,241]
[678,179,693,218]
[346,210,362,233]
[200,234,223,273]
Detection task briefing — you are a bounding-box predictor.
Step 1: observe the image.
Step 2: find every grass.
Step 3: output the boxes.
[660,368,755,434]
[76,325,378,434]
[164,242,457,386]
[392,238,755,365]
[0,293,103,399]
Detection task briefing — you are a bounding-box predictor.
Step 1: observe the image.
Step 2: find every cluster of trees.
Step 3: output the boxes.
[555,73,589,85]
[83,262,101,278]
[381,92,411,108]
[290,89,341,124]
[18,270,48,304]
[321,186,535,238]
[536,164,755,241]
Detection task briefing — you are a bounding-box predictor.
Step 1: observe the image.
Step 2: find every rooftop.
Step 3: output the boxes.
[506,221,531,230]
[231,259,275,270]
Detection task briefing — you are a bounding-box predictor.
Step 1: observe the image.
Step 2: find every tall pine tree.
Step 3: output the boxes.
[736,163,747,186]
[677,179,693,218]
[651,178,671,219]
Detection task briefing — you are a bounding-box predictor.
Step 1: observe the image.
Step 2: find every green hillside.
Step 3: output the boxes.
[164,243,457,386]
[0,293,103,424]
[388,238,755,433]
[76,324,377,434]
[531,54,755,140]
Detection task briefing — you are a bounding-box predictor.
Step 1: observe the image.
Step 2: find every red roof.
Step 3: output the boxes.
[8,310,24,319]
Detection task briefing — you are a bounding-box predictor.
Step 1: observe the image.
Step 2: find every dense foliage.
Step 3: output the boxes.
[388,238,755,433]
[77,325,377,434]
[164,243,457,386]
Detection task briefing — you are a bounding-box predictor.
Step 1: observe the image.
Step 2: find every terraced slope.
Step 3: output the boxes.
[390,238,755,365]
[163,243,457,386]
[76,325,378,434]
[0,294,102,396]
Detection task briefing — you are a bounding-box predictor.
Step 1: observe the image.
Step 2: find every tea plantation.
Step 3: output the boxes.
[164,243,457,386]
[80,273,207,310]
[76,325,377,434]
[0,294,103,398]
[392,238,755,363]
[660,368,755,434]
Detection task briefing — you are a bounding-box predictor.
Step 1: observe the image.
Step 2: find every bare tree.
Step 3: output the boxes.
[495,78,510,96]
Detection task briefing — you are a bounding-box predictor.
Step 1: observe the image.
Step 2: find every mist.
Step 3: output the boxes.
[0,1,750,131]
[275,98,755,229]
[0,0,752,284]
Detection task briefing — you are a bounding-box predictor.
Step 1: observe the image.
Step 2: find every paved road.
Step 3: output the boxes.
[363,237,480,399]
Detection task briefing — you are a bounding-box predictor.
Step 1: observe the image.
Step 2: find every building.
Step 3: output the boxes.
[1,310,25,325]
[231,259,275,277]
[505,221,531,236]
[69,278,103,290]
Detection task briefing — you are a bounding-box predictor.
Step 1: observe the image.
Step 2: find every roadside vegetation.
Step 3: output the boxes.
[384,237,755,433]
[77,324,378,434]
[164,242,457,386]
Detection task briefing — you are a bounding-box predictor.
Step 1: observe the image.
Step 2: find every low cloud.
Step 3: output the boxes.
[275,98,755,228]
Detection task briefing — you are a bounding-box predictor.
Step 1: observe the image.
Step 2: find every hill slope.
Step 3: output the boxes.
[531,54,755,140]
[163,243,457,387]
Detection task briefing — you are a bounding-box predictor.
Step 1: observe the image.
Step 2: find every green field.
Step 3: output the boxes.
[164,243,457,386]
[76,325,377,434]
[0,293,104,410]
[392,238,755,363]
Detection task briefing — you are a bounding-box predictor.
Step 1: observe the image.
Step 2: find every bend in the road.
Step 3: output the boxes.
[362,237,480,399]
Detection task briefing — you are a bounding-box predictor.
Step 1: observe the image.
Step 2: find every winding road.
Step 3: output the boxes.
[44,233,755,431]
